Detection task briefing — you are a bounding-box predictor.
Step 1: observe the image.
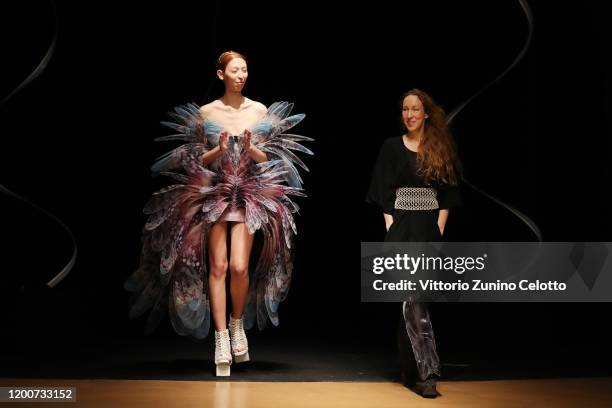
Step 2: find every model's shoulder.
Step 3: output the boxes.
[382,136,402,148]
[199,101,219,117]
[375,137,403,159]
[245,98,267,114]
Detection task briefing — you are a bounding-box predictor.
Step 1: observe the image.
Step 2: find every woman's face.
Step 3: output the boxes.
[402,95,428,133]
[218,58,248,92]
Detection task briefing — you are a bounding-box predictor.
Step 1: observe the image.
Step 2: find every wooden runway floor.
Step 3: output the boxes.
[1,377,612,407]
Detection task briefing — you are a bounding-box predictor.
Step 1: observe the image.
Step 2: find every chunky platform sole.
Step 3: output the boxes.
[215,362,231,376]
[233,351,250,363]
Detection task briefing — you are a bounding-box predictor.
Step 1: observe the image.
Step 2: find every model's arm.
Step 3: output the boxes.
[437,181,460,236]
[244,129,268,163]
[437,209,449,236]
[198,105,226,166]
[201,145,223,166]
[201,131,228,165]
[384,213,393,231]
[243,102,269,163]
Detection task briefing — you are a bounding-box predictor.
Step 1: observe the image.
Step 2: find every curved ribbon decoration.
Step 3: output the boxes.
[448,0,542,242]
[0,2,77,288]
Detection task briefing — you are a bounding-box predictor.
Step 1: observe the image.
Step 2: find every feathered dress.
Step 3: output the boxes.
[123,101,313,339]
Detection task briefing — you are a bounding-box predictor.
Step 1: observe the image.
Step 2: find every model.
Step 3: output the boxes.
[124,51,314,376]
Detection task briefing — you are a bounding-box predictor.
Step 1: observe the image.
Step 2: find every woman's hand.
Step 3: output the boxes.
[243,129,252,152]
[201,131,229,165]
[219,131,229,152]
[243,129,268,163]
[383,213,393,232]
[438,209,449,236]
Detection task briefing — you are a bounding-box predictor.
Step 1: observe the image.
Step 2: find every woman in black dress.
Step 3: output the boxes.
[366,89,461,398]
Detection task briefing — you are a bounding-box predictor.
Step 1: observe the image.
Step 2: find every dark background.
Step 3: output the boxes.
[2,0,612,379]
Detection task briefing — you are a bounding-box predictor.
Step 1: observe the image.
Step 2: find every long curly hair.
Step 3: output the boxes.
[401,89,460,185]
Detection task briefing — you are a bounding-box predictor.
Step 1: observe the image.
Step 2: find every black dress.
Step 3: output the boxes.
[366,136,461,385]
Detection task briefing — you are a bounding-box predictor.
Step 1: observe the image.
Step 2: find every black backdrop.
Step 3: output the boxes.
[2,0,612,375]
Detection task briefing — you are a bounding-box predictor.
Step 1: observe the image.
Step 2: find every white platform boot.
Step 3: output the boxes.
[214,329,232,376]
[229,315,250,363]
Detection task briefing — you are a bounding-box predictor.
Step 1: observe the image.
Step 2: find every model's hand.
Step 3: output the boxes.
[219,131,229,152]
[437,209,449,237]
[384,214,393,232]
[243,129,252,152]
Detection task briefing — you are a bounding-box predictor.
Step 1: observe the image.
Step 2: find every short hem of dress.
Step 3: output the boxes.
[218,207,246,223]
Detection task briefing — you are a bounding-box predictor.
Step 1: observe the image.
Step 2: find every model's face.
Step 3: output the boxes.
[402,95,428,132]
[218,58,248,92]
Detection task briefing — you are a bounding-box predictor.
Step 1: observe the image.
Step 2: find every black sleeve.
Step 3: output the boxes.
[437,157,463,209]
[365,139,396,214]
[437,183,462,209]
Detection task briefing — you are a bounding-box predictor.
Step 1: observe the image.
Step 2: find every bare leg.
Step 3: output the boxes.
[228,222,254,320]
[208,221,228,331]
